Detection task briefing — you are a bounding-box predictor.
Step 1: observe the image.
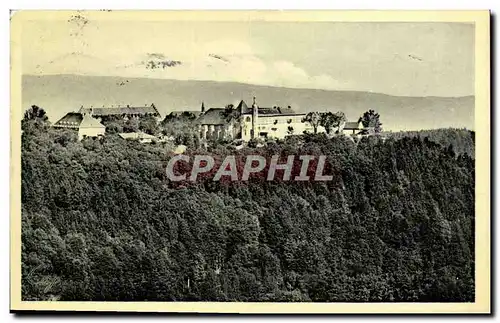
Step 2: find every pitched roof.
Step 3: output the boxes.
[53,112,84,128]
[118,132,156,140]
[53,112,105,129]
[80,114,105,129]
[83,104,160,117]
[197,108,227,125]
[236,100,303,116]
[236,100,250,113]
[237,103,302,116]
[343,121,362,130]
[257,107,303,116]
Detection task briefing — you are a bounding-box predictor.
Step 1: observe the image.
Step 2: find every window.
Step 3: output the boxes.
[245,116,251,122]
[287,119,292,124]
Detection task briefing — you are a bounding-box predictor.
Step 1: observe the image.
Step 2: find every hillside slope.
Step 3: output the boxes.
[21,127,475,302]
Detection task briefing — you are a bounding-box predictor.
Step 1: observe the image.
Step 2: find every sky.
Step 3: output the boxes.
[20,13,475,97]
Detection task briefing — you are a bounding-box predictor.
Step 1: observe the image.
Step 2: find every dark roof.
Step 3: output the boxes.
[236,100,250,113]
[173,111,203,117]
[237,100,301,116]
[237,100,302,116]
[80,104,160,117]
[197,108,227,125]
[197,101,304,125]
[53,112,83,128]
[344,121,362,130]
[53,112,106,129]
[256,107,302,116]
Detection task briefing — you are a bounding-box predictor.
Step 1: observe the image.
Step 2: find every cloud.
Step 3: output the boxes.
[202,56,352,91]
[201,40,256,57]
[147,53,166,60]
[136,53,351,91]
[270,61,348,90]
[30,39,352,91]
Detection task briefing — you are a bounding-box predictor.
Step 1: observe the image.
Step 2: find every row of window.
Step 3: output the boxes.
[257,126,278,131]
[58,121,79,125]
[244,116,304,125]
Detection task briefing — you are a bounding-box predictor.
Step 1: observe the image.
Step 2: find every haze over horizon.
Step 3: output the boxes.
[21,12,475,98]
[22,74,475,132]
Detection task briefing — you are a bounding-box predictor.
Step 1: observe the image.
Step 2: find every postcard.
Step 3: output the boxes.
[10,10,490,314]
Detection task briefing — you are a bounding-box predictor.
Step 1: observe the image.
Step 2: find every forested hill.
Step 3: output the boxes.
[21,126,475,302]
[384,128,475,157]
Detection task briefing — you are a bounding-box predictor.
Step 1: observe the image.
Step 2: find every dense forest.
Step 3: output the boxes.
[383,128,475,157]
[21,112,475,302]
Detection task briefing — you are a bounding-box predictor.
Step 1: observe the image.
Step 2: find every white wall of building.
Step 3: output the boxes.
[241,114,325,140]
[199,113,328,142]
[78,127,105,141]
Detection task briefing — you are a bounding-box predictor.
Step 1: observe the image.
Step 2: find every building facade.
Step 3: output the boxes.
[53,111,106,140]
[197,106,240,141]
[239,98,311,141]
[197,98,313,142]
[54,103,161,140]
[78,114,106,140]
[341,120,363,134]
[340,119,374,135]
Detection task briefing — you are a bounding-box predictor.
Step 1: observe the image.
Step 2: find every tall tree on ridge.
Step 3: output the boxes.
[22,105,50,133]
[302,112,321,134]
[320,111,346,134]
[360,110,382,133]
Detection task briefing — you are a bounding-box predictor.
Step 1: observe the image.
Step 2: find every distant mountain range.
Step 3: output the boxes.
[22,74,474,131]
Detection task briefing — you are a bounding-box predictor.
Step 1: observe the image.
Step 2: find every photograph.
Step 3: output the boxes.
[9,10,490,314]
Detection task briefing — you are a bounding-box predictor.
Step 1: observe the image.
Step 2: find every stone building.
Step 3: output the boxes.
[197,98,312,142]
[53,111,106,140]
[79,103,161,121]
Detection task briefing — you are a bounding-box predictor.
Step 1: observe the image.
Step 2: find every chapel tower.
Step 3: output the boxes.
[251,97,258,139]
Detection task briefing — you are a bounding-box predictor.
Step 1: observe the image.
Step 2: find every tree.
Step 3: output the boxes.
[161,112,178,124]
[162,112,197,125]
[180,112,197,121]
[139,115,159,135]
[320,112,346,135]
[223,104,239,122]
[302,112,321,134]
[22,105,49,132]
[360,110,382,133]
[123,118,140,133]
[105,123,123,134]
[20,125,475,302]
[24,105,48,123]
[160,112,200,148]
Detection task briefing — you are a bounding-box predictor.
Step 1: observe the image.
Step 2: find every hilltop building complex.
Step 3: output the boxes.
[197,98,319,141]
[53,103,162,141]
[52,98,369,142]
